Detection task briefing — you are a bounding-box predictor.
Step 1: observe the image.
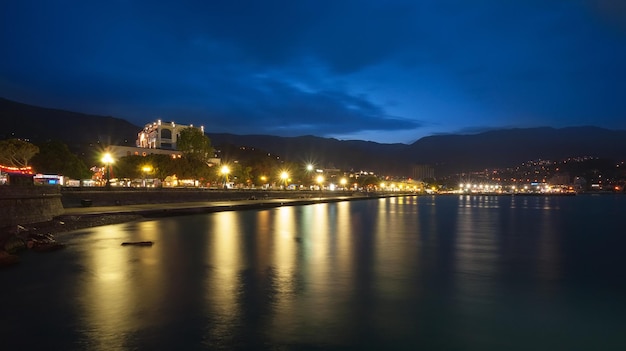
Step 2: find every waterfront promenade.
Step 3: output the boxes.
[60,193,382,218]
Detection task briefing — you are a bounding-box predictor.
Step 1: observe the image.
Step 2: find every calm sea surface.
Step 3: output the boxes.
[2,195,625,350]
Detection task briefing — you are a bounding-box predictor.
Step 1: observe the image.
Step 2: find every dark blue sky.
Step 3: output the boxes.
[2,0,625,143]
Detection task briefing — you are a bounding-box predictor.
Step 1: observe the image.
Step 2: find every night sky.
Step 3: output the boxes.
[2,1,625,144]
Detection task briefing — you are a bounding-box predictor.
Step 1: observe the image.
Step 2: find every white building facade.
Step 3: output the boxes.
[136,120,204,150]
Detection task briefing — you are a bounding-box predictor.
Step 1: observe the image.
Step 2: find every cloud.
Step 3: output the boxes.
[2,0,626,143]
[189,77,423,136]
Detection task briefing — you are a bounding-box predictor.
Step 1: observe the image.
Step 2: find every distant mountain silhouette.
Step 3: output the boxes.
[0,97,139,147]
[405,127,626,174]
[2,97,625,176]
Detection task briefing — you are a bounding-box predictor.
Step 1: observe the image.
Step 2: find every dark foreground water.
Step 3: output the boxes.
[2,195,625,350]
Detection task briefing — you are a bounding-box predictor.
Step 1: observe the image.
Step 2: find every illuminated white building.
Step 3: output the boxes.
[98,119,219,168]
[137,119,204,150]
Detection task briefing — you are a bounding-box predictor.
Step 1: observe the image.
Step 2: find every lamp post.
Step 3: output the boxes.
[306,164,314,186]
[220,165,230,189]
[142,165,152,187]
[316,175,324,192]
[102,153,114,188]
[280,171,289,190]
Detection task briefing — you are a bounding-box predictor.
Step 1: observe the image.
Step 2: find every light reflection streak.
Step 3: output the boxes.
[371,197,419,337]
[303,204,339,326]
[266,207,298,340]
[204,211,242,344]
[335,201,352,280]
[536,204,562,285]
[454,198,499,308]
[76,221,164,351]
[272,206,297,294]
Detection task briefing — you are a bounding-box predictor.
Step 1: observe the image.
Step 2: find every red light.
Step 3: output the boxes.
[0,164,33,174]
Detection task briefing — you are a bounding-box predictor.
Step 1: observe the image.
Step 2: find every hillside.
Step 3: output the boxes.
[2,97,626,176]
[0,97,139,147]
[405,127,626,174]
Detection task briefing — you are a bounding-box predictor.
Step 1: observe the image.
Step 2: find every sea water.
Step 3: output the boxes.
[1,195,625,350]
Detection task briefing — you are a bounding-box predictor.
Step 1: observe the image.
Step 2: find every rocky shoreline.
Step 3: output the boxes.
[0,213,143,268]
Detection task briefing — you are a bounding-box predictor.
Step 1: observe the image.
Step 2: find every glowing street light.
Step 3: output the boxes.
[316,175,324,191]
[340,178,347,189]
[141,165,152,187]
[101,152,114,187]
[220,165,230,188]
[280,171,289,189]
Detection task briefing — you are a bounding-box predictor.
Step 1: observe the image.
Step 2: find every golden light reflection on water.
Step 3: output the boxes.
[298,204,332,299]
[370,197,422,338]
[64,196,579,349]
[204,211,242,342]
[289,204,347,342]
[334,201,352,279]
[272,206,296,285]
[76,221,164,351]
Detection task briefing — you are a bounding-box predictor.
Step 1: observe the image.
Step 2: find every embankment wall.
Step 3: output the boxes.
[0,186,64,226]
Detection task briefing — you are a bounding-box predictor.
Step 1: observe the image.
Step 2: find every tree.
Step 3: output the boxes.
[30,141,91,179]
[177,127,214,163]
[113,155,145,179]
[0,138,39,167]
[177,157,213,180]
[357,175,381,189]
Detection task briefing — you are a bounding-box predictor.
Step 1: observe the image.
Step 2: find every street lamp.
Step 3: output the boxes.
[220,165,230,189]
[280,171,289,189]
[340,178,347,190]
[316,175,324,191]
[142,165,152,187]
[101,153,114,188]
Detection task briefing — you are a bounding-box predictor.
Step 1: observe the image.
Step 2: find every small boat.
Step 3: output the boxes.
[121,241,154,247]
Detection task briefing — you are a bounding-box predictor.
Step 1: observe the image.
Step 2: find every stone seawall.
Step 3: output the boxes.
[0,186,64,226]
[60,188,358,208]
